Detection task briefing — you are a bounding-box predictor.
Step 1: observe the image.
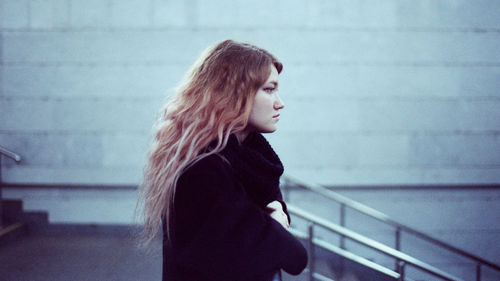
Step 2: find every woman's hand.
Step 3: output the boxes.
[266,201,290,230]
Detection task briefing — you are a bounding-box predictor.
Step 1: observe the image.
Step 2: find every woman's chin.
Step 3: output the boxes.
[261,127,278,134]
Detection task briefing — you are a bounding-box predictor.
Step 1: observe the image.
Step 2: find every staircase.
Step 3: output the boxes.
[1,199,50,242]
[281,175,500,281]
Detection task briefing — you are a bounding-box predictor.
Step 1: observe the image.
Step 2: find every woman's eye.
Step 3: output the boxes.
[264,87,275,93]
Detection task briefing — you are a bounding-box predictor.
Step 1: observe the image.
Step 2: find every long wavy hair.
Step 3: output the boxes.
[136,39,282,246]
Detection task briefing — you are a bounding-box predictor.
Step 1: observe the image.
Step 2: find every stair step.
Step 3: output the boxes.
[1,199,24,219]
[0,221,27,246]
[22,212,49,230]
[2,199,50,233]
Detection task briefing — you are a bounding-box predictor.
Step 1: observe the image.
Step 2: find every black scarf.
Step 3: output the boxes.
[220,133,284,208]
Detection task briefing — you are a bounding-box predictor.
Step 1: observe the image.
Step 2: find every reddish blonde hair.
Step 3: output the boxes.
[136,39,282,246]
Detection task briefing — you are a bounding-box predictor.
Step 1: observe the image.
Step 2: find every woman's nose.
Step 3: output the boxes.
[274,94,284,110]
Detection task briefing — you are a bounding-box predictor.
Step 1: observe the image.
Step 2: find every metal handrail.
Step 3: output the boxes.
[289,227,401,280]
[288,204,465,281]
[283,174,500,276]
[0,146,22,162]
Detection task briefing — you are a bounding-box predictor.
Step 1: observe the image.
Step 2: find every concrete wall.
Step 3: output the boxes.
[1,0,499,186]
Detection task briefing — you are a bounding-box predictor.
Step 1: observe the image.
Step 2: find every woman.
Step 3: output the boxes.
[137,39,307,281]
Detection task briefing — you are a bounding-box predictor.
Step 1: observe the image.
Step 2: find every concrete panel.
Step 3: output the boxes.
[359,99,500,133]
[284,65,500,99]
[151,0,189,27]
[418,167,500,184]
[63,134,104,167]
[198,0,308,28]
[370,197,499,232]
[358,99,461,132]
[0,132,66,165]
[458,100,500,131]
[109,0,150,27]
[307,0,398,28]
[357,65,460,98]
[1,165,142,184]
[1,33,3,95]
[3,187,138,224]
[277,99,359,132]
[0,0,29,29]
[0,132,104,167]
[30,0,70,29]
[269,31,500,65]
[306,0,500,29]
[288,166,422,186]
[458,66,500,97]
[410,134,500,166]
[52,99,159,132]
[198,0,498,29]
[0,98,160,132]
[102,133,150,168]
[270,131,359,168]
[2,64,186,98]
[283,165,500,186]
[3,30,499,64]
[69,0,110,28]
[282,64,496,99]
[358,135,409,166]
[2,30,214,63]
[396,0,500,29]
[280,64,360,99]
[0,98,55,131]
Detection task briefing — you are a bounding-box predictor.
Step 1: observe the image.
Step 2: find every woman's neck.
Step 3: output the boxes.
[235,130,250,143]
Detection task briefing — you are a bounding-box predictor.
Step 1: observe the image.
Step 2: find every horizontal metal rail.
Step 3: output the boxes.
[283,174,500,274]
[289,227,401,280]
[311,272,334,281]
[0,221,24,236]
[0,146,21,162]
[296,268,335,281]
[288,204,465,281]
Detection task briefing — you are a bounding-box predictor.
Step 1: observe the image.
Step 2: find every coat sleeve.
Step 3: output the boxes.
[172,156,307,279]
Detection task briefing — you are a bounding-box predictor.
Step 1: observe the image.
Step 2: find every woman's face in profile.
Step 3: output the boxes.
[247,65,284,134]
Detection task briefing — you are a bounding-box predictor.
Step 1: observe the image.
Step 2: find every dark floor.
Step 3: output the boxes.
[0,232,162,281]
[0,232,308,281]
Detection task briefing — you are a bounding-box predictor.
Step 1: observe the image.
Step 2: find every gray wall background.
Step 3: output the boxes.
[1,0,500,187]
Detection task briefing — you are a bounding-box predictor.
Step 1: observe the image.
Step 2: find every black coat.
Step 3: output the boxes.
[162,133,307,281]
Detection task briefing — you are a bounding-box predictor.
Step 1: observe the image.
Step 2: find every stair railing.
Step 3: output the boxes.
[282,174,500,281]
[0,146,22,163]
[0,146,22,227]
[289,224,401,281]
[288,204,464,281]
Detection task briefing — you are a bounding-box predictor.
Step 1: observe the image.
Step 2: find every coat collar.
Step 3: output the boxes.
[220,133,284,207]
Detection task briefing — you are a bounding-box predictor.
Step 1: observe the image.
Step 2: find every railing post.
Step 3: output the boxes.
[395,227,401,250]
[476,263,481,281]
[395,227,401,271]
[339,203,346,249]
[397,261,406,281]
[282,177,290,202]
[308,223,315,281]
